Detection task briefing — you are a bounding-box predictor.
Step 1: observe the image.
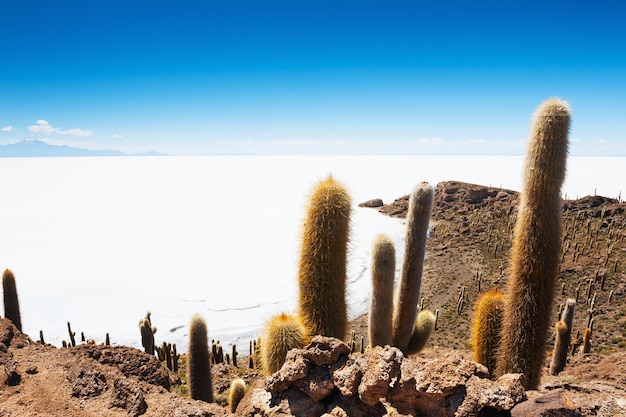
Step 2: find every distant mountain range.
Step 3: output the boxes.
[0,139,165,157]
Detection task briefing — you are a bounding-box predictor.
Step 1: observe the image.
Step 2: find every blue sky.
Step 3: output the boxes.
[1,1,625,155]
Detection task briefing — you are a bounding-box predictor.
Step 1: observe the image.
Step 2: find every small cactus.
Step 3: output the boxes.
[172,344,179,372]
[188,314,213,402]
[232,344,238,368]
[140,318,156,355]
[228,378,247,413]
[261,312,308,375]
[67,322,76,347]
[406,309,436,355]
[549,321,569,375]
[2,269,22,332]
[369,234,396,347]
[470,290,505,375]
[582,327,592,354]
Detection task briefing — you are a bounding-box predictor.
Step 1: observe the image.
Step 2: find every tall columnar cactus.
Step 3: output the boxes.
[261,312,308,375]
[228,378,247,413]
[549,321,569,375]
[2,269,22,332]
[188,314,213,403]
[298,175,351,339]
[495,98,570,389]
[407,309,436,355]
[392,182,434,354]
[471,290,505,375]
[369,234,396,347]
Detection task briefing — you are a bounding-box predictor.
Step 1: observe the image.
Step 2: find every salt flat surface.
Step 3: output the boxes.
[0,155,622,351]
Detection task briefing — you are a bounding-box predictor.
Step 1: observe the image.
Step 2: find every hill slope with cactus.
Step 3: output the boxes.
[371,180,625,355]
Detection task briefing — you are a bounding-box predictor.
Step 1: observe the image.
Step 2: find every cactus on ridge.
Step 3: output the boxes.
[228,378,247,413]
[369,234,396,347]
[297,175,351,339]
[392,182,434,354]
[495,98,570,389]
[2,269,22,332]
[188,314,213,402]
[261,312,308,375]
[471,290,505,375]
[406,309,436,355]
[549,321,570,375]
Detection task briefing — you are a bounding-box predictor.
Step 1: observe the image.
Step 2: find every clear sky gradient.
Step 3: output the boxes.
[1,1,625,155]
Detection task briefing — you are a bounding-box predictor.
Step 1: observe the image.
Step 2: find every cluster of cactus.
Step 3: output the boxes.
[211,340,225,364]
[248,339,260,369]
[291,176,437,358]
[367,183,435,355]
[349,330,366,353]
[157,341,179,372]
[258,176,350,374]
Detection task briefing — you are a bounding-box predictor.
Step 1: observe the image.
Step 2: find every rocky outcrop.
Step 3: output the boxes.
[0,318,232,417]
[377,181,518,220]
[238,336,527,417]
[358,198,384,208]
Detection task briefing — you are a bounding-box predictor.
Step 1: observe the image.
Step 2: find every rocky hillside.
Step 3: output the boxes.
[2,318,626,416]
[369,180,626,355]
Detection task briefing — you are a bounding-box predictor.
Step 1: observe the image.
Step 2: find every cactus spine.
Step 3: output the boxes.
[228,378,247,413]
[406,309,436,355]
[369,234,396,347]
[549,321,569,375]
[188,314,213,403]
[298,175,351,339]
[496,98,570,389]
[2,269,22,332]
[261,312,308,375]
[471,290,505,375]
[392,182,434,354]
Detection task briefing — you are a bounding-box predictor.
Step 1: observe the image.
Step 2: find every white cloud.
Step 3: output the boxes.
[1,125,15,132]
[456,139,487,145]
[58,127,93,137]
[417,137,446,146]
[112,134,124,139]
[268,139,352,148]
[28,120,58,135]
[28,120,93,137]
